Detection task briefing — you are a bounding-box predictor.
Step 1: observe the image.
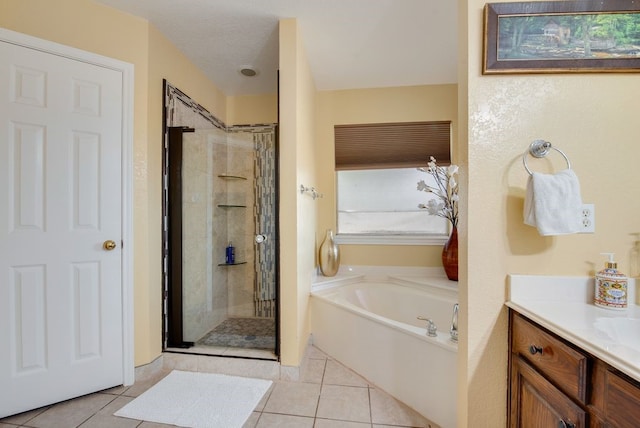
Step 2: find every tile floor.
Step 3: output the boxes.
[0,346,436,428]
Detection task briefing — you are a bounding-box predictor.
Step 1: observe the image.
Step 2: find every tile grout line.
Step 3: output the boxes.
[77,393,119,428]
[256,381,276,424]
[367,386,374,428]
[312,357,328,424]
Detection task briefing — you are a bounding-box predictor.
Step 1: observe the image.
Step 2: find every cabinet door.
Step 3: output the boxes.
[511,356,586,428]
[602,368,640,428]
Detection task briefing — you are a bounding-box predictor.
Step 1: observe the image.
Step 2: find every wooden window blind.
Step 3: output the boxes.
[334,121,451,170]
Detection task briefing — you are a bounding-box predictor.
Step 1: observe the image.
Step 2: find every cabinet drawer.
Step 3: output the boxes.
[511,313,588,403]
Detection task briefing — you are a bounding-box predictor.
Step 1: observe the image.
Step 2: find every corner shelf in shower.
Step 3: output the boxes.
[217,261,247,266]
[218,174,247,180]
[217,204,246,208]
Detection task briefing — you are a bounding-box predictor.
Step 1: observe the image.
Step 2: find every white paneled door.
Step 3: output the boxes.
[0,36,127,417]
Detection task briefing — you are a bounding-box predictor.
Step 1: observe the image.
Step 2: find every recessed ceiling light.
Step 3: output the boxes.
[240,68,258,77]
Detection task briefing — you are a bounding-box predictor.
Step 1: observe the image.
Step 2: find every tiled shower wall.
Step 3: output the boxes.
[224,131,256,318]
[252,131,277,318]
[181,128,230,342]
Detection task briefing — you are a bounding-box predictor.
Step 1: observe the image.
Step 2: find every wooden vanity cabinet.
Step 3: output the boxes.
[508,310,640,428]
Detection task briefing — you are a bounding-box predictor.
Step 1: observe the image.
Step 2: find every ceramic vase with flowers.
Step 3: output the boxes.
[417,157,459,281]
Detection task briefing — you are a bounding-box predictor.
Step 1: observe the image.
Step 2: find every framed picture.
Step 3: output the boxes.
[483,1,640,74]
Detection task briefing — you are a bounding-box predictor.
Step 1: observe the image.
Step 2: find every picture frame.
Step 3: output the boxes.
[483,1,640,74]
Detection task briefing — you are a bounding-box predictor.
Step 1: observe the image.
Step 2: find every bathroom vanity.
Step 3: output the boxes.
[509,310,640,427]
[507,275,640,428]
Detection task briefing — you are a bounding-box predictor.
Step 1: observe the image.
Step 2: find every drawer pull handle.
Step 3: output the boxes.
[529,345,543,355]
[558,420,575,428]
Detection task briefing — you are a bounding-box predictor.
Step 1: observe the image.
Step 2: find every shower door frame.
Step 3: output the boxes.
[161,81,280,358]
[165,126,194,348]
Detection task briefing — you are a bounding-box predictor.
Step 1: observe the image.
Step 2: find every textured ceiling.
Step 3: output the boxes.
[95,0,458,96]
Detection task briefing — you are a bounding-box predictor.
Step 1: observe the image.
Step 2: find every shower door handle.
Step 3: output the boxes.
[255,234,267,244]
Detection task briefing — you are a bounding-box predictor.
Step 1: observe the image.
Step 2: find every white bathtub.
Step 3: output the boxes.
[311,275,458,428]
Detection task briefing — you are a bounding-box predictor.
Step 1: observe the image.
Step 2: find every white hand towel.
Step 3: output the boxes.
[523,169,583,236]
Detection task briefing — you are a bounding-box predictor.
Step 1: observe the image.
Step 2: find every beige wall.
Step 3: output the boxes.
[278,18,318,366]
[456,1,470,426]
[461,0,640,425]
[227,94,278,125]
[315,85,458,267]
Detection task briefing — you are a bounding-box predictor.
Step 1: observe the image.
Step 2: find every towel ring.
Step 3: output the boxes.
[522,139,571,175]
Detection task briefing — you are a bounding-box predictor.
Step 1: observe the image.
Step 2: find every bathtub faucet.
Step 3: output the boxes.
[450,303,459,343]
[416,316,437,337]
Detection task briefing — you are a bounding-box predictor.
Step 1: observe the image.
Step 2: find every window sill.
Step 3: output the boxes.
[335,233,449,246]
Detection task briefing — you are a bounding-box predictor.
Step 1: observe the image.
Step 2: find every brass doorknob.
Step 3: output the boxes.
[103,240,117,251]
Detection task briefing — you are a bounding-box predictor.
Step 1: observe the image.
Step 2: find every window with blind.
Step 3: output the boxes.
[334,121,452,245]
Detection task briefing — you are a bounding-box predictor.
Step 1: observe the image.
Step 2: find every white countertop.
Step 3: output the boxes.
[507,274,640,383]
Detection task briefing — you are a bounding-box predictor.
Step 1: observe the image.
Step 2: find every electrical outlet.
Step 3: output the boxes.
[579,203,595,233]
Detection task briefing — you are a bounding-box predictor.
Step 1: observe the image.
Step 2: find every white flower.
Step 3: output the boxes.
[416,180,429,192]
[449,176,457,189]
[425,199,444,215]
[417,157,459,227]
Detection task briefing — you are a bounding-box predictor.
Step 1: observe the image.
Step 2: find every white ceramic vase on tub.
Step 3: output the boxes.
[319,229,340,277]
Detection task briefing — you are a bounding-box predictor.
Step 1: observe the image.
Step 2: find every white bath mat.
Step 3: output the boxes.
[114,370,272,427]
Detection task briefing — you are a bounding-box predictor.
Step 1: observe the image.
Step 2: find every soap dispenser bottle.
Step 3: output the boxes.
[594,252,627,310]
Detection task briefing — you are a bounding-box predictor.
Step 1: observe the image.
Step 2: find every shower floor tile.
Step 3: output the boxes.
[197,317,276,350]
